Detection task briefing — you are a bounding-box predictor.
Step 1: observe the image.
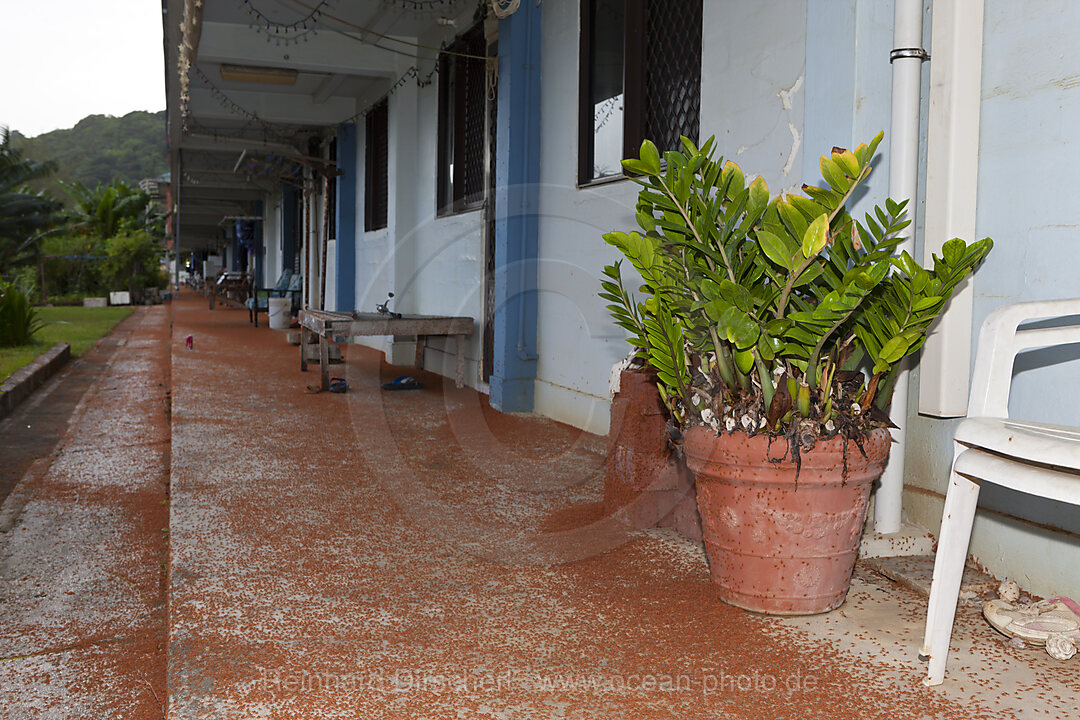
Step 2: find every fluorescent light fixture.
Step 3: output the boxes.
[219,64,298,85]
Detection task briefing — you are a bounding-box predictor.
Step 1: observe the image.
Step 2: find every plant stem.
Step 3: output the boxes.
[755,355,775,409]
[656,176,737,283]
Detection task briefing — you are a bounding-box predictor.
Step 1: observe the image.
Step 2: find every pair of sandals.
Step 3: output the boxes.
[984,588,1080,660]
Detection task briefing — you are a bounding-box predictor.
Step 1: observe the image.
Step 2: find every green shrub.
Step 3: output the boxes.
[0,282,42,346]
[100,230,167,295]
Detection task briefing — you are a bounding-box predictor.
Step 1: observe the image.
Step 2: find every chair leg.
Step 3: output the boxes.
[319,335,330,391]
[300,327,310,372]
[922,453,981,686]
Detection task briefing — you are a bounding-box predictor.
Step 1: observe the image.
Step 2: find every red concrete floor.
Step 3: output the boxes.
[164,290,1080,720]
[0,307,170,718]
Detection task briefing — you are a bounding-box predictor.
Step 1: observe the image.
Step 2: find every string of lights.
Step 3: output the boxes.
[285,0,488,60]
[240,0,329,34]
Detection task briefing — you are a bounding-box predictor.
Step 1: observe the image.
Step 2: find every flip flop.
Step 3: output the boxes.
[381,375,423,391]
[984,596,1080,660]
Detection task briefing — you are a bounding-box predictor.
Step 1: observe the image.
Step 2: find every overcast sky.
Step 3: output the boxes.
[0,0,166,137]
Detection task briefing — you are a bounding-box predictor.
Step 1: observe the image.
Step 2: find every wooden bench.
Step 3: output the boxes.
[298,308,474,391]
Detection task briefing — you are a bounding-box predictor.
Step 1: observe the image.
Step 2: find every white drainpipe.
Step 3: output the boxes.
[876,0,929,534]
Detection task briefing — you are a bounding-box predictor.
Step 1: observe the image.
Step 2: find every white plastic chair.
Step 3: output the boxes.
[921,298,1080,686]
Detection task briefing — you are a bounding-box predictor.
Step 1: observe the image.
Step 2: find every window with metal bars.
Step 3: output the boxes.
[437,23,488,216]
[578,0,702,185]
[327,137,338,237]
[365,99,388,232]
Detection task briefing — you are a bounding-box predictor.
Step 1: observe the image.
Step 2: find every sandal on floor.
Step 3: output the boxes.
[984,596,1080,660]
[381,375,423,391]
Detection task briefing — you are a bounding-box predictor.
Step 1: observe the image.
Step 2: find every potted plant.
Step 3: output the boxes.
[601,132,992,614]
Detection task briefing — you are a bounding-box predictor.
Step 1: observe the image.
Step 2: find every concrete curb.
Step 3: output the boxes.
[0,342,71,421]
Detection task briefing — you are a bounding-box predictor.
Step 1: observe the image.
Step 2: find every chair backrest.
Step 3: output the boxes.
[272,270,292,292]
[287,274,302,292]
[969,299,1080,417]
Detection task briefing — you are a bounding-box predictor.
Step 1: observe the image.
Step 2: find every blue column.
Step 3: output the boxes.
[490,0,542,412]
[334,123,358,312]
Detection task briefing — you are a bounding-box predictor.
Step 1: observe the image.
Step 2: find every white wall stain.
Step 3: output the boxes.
[777,74,804,111]
[782,122,802,177]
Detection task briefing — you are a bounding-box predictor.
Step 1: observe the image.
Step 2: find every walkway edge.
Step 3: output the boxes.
[0,342,71,421]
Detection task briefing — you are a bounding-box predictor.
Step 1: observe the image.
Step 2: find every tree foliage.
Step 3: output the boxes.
[0,128,62,273]
[9,111,166,196]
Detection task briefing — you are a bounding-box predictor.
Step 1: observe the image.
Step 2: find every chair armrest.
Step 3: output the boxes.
[969,298,1080,417]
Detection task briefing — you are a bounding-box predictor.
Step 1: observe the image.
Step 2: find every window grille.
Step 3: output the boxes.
[438,24,488,215]
[365,99,388,231]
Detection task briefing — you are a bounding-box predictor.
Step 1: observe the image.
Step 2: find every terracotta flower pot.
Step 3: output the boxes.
[604,369,700,539]
[683,426,891,615]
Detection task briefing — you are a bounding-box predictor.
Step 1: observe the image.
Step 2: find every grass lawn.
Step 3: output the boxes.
[0,306,134,381]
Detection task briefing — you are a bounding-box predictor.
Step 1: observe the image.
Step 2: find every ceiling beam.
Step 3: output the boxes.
[187,87,356,126]
[312,73,348,104]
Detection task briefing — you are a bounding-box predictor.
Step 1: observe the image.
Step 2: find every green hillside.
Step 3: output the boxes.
[11,111,167,196]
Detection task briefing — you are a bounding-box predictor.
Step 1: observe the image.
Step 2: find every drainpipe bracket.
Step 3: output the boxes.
[890,47,930,63]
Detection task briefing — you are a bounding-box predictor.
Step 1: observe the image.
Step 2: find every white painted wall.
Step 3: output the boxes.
[902,0,1080,598]
[262,190,283,286]
[347,23,485,381]
[702,0,808,194]
[531,0,810,436]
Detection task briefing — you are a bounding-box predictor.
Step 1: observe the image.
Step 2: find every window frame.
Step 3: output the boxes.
[577,0,700,188]
[365,98,389,232]
[437,24,488,217]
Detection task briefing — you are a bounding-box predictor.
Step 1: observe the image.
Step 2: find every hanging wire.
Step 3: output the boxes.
[285,0,489,60]
[240,0,330,33]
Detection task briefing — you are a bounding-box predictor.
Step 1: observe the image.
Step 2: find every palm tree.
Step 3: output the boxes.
[0,127,62,273]
[61,178,151,241]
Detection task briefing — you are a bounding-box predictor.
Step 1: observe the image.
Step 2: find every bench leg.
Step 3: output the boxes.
[455,334,465,388]
[320,335,330,391]
[300,327,310,372]
[414,335,426,371]
[922,449,981,686]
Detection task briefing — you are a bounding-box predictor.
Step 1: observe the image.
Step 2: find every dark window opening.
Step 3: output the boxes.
[578,0,702,185]
[437,23,489,216]
[365,99,389,231]
[327,137,338,238]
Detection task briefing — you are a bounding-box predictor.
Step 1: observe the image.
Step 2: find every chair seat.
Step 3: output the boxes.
[955,416,1080,472]
[954,447,1080,506]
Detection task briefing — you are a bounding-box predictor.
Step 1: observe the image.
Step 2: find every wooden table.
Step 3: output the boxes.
[298,308,474,391]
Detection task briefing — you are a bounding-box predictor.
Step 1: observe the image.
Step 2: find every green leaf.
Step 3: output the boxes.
[942,237,965,266]
[802,213,830,258]
[719,306,760,349]
[734,349,755,374]
[719,279,754,313]
[912,296,943,312]
[622,159,653,176]
[878,335,911,364]
[640,139,662,175]
[756,229,795,270]
[819,156,850,193]
[835,150,861,178]
[746,176,769,222]
[721,160,744,198]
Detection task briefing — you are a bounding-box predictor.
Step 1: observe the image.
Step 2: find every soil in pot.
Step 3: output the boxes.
[683,426,891,615]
